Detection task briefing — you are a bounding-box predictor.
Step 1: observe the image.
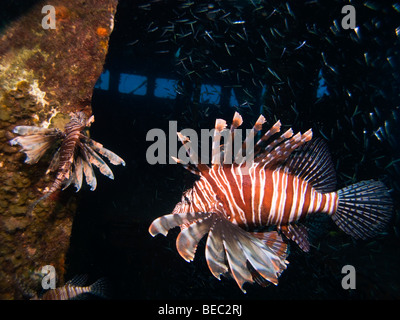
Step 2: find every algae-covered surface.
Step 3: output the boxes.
[0,0,117,299]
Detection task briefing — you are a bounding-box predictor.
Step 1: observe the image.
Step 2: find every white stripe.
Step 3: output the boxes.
[308,189,316,214]
[269,169,280,225]
[192,190,206,211]
[62,286,69,299]
[231,165,245,203]
[209,168,247,226]
[295,179,308,220]
[218,166,247,222]
[197,179,215,211]
[314,192,322,212]
[277,172,288,224]
[288,176,299,222]
[322,192,331,212]
[250,166,256,225]
[258,168,265,225]
[329,192,337,214]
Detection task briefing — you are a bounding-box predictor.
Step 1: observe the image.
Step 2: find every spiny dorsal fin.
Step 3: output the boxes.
[234,115,266,165]
[283,138,336,193]
[255,128,312,170]
[211,119,227,165]
[177,131,201,165]
[171,156,201,176]
[231,111,243,128]
[253,120,282,155]
[223,112,243,164]
[174,133,210,174]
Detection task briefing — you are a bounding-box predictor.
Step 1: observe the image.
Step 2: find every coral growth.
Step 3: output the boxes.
[0,0,118,299]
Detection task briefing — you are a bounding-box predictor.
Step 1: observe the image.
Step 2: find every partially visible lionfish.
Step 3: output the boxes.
[31,275,108,300]
[149,112,393,293]
[10,111,125,215]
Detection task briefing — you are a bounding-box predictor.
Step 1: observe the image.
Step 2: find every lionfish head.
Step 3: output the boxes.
[171,188,193,214]
[69,112,94,128]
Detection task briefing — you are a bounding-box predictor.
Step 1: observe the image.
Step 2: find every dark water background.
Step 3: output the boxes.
[63,0,400,299]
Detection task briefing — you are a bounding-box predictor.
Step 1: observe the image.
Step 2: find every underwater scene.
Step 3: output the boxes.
[1,0,400,304]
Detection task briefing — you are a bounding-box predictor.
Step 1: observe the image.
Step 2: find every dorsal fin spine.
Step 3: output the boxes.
[284,138,337,193]
[212,119,227,165]
[235,115,266,165]
[175,133,209,175]
[224,112,243,164]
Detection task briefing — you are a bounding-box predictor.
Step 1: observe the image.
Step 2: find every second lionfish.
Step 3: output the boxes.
[31,275,108,300]
[149,112,393,292]
[10,111,125,215]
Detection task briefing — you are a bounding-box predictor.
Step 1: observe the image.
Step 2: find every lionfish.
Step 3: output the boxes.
[149,112,393,292]
[9,111,125,215]
[31,275,108,300]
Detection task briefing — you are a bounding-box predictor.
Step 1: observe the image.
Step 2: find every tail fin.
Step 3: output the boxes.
[88,278,109,299]
[149,212,288,293]
[26,176,63,216]
[26,192,52,216]
[332,180,393,239]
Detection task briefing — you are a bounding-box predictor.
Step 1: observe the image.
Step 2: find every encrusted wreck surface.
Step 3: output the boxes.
[0,0,118,299]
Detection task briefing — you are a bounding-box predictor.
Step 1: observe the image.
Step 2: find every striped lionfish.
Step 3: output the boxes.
[10,111,125,215]
[31,275,107,300]
[149,112,393,292]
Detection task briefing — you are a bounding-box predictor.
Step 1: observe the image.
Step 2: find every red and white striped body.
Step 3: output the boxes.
[40,284,91,300]
[47,113,88,194]
[174,164,338,230]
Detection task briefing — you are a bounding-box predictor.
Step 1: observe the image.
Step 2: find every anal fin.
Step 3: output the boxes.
[250,231,288,257]
[279,224,310,252]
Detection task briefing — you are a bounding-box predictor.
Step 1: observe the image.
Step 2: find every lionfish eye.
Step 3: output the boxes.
[184,195,190,203]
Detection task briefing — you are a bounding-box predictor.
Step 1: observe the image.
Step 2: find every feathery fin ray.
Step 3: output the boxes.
[149,212,288,292]
[333,180,393,239]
